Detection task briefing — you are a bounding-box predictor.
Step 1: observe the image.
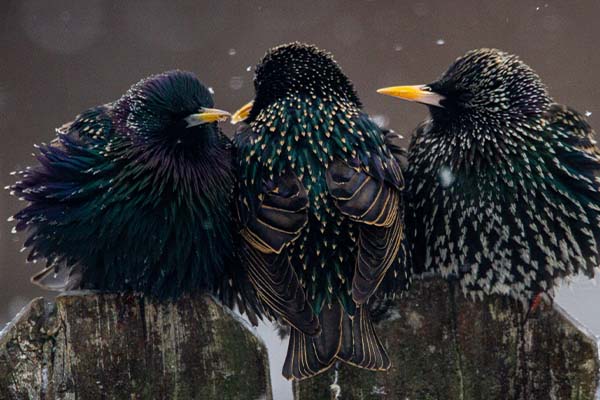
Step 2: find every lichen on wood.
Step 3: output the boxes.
[0,292,271,400]
[294,278,599,400]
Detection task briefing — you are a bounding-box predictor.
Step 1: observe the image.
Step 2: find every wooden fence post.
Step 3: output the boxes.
[294,278,599,400]
[0,292,271,400]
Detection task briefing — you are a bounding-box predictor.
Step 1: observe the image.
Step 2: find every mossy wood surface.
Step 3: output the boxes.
[0,292,271,400]
[294,278,599,400]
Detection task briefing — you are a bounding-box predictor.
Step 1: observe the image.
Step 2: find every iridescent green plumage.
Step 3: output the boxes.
[239,96,400,311]
[234,43,407,380]
[9,71,258,316]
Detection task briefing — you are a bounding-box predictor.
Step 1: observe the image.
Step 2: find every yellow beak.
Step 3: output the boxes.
[377,85,445,108]
[231,101,254,124]
[185,107,231,128]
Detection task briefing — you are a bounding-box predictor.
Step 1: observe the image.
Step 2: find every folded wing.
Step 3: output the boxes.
[326,159,404,304]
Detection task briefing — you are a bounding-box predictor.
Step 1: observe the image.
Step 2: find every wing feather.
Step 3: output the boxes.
[237,163,319,335]
[327,159,404,304]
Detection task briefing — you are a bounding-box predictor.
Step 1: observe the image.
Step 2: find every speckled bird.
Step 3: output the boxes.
[232,43,408,380]
[8,70,255,308]
[378,48,600,304]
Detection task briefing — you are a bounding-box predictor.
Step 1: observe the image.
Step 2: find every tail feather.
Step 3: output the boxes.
[283,302,343,380]
[282,302,390,381]
[283,327,326,380]
[31,264,82,291]
[338,305,391,371]
[312,303,343,365]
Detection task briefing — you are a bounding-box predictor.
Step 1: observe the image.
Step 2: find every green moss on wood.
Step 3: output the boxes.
[294,278,599,400]
[0,293,271,400]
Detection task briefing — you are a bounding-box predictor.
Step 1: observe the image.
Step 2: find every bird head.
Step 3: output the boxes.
[231,42,360,124]
[117,70,230,146]
[378,48,551,123]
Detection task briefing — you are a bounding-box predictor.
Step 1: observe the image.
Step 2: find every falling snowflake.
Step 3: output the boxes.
[228,48,236,56]
[229,76,244,91]
[208,87,215,95]
[436,39,445,46]
[371,115,389,129]
[246,65,252,72]
[439,166,455,188]
[585,111,592,117]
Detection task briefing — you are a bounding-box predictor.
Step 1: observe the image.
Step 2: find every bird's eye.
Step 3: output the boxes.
[458,92,473,103]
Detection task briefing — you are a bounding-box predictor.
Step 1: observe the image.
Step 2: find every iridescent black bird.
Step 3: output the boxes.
[378,48,600,304]
[232,43,407,380]
[8,71,253,307]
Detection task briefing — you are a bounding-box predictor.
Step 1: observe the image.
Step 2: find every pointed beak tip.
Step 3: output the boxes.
[376,86,403,98]
[185,108,231,128]
[376,85,445,107]
[230,114,245,125]
[231,100,254,125]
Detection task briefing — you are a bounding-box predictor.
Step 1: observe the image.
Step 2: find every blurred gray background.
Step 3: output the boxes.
[1,1,599,399]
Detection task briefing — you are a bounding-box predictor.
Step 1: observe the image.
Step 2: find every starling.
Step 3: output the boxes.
[8,70,253,305]
[232,43,407,380]
[378,48,600,304]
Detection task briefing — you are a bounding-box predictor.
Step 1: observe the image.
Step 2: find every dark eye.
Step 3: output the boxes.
[458,92,473,103]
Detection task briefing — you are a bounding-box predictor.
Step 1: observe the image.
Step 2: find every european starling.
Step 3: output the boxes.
[232,43,407,380]
[378,48,600,303]
[8,70,251,304]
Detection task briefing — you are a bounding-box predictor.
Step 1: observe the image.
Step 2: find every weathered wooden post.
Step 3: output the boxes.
[294,278,599,400]
[0,292,271,400]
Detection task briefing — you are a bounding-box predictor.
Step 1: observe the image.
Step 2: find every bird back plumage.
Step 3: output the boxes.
[234,43,407,380]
